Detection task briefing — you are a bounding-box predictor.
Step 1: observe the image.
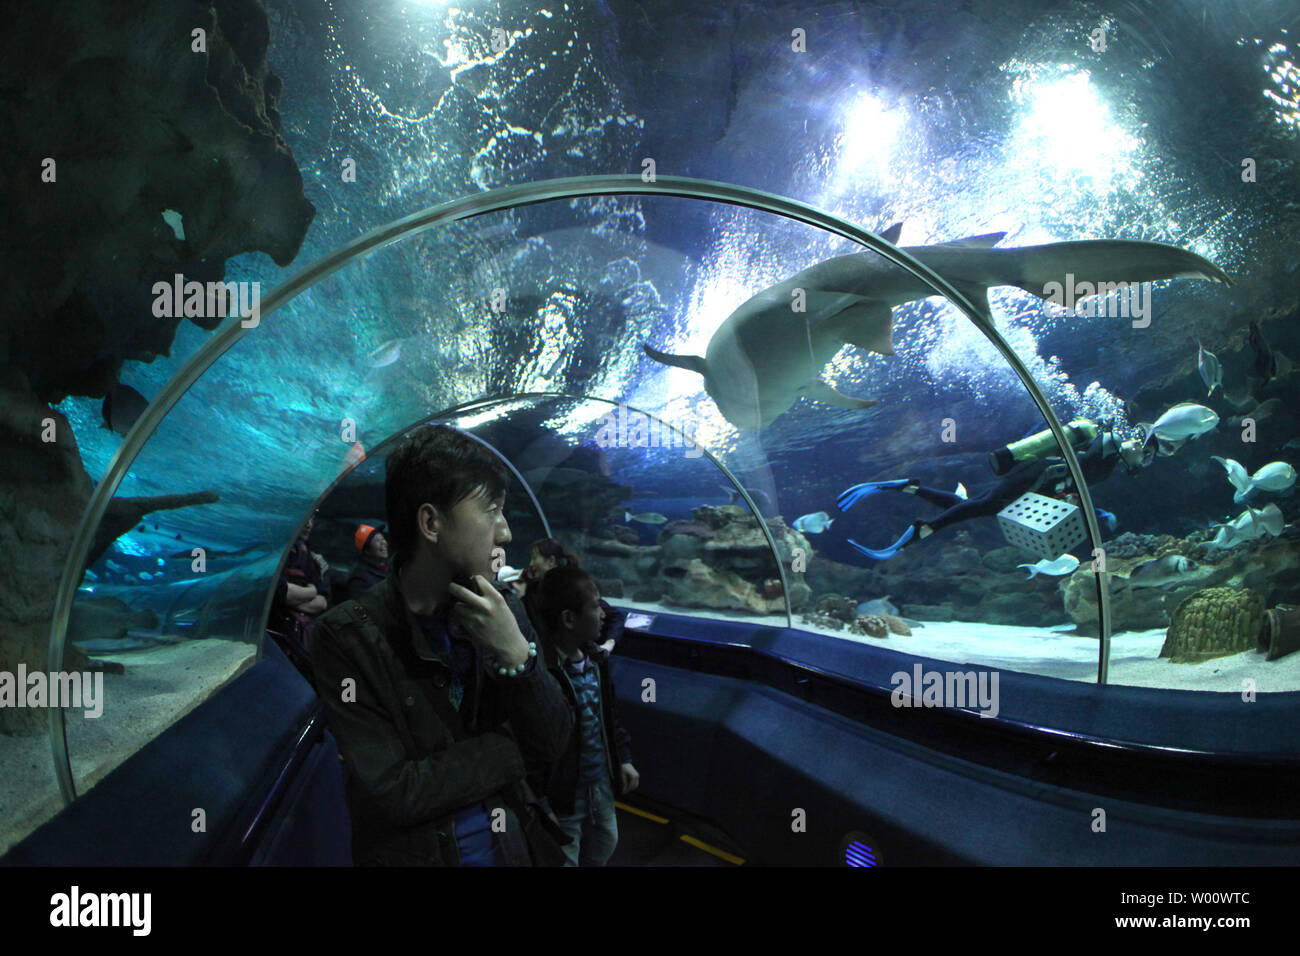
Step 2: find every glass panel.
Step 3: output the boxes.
[17,168,1290,856]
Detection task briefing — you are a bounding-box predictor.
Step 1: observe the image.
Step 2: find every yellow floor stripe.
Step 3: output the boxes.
[615,801,669,824]
[679,834,745,865]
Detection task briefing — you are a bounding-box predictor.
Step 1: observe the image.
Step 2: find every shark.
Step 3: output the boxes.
[643,226,1231,429]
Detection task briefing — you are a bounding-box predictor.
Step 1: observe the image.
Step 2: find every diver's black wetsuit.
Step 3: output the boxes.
[910,432,1120,535]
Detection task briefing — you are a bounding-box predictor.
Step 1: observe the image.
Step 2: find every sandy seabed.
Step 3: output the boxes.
[615,599,1300,692]
[0,638,254,858]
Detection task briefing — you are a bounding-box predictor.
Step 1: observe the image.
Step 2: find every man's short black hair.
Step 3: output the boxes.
[385,425,509,564]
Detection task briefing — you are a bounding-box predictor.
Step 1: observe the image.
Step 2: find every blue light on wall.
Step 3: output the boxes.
[845,840,877,866]
[840,830,882,866]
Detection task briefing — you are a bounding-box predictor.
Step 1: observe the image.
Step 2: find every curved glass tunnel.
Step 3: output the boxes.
[4,181,1294,859]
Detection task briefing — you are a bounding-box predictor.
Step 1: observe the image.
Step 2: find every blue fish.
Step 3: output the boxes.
[792,511,834,534]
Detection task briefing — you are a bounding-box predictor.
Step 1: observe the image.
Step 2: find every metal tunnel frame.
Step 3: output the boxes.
[252,420,558,692]
[48,175,1112,804]
[435,391,791,621]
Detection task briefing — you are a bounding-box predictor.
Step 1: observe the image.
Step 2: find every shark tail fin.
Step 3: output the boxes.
[1006,239,1232,301]
[643,343,708,377]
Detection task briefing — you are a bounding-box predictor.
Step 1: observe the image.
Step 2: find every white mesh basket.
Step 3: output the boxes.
[997,492,1087,560]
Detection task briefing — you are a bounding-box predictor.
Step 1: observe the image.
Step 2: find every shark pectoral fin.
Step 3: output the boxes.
[826,302,895,355]
[943,280,996,321]
[643,343,708,377]
[802,378,878,410]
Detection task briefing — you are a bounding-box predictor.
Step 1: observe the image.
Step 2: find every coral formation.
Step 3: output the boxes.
[1160,587,1266,663]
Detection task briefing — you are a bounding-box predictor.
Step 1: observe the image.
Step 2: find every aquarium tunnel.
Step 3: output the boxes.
[3,0,1300,869]
[4,178,1298,867]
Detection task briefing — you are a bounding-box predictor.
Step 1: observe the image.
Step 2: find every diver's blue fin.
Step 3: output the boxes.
[847,524,917,561]
[837,479,912,512]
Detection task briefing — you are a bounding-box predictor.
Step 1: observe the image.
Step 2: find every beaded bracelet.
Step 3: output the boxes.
[497,641,537,677]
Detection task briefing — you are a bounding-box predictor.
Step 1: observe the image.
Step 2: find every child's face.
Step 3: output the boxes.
[570,585,605,644]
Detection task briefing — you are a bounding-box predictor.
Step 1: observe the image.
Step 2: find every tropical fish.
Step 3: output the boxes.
[1128,554,1209,589]
[1197,340,1222,396]
[719,485,777,515]
[856,596,900,617]
[792,511,834,534]
[1096,507,1118,534]
[643,229,1229,429]
[368,338,403,368]
[625,511,668,525]
[1017,553,1081,579]
[1250,321,1276,383]
[101,384,150,436]
[1212,457,1297,502]
[1207,503,1284,551]
[161,208,185,241]
[1140,403,1219,457]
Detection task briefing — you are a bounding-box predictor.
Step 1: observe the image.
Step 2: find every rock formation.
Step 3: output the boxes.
[0,0,313,736]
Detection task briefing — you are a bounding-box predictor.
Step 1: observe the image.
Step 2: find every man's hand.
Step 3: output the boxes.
[620,763,640,794]
[449,575,530,668]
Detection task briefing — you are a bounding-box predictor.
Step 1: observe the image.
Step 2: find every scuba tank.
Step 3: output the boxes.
[988,419,1098,476]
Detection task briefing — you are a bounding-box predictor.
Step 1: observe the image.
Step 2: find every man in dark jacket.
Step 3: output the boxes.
[311,426,573,866]
[531,565,638,866]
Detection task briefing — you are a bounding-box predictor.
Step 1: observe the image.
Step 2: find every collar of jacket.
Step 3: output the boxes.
[376,558,455,666]
[542,637,604,677]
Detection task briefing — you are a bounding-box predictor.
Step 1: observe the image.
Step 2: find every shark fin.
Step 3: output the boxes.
[825,301,895,355]
[802,378,879,411]
[643,343,707,377]
[1006,239,1231,299]
[944,279,996,319]
[880,222,902,244]
[935,231,1007,249]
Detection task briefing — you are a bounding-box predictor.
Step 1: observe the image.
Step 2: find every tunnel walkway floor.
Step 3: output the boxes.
[607,798,746,867]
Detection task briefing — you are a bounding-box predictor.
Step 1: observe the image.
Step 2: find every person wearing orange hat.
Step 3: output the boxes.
[346,523,389,600]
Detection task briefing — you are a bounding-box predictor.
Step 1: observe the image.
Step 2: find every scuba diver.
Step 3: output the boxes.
[838,418,1150,560]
